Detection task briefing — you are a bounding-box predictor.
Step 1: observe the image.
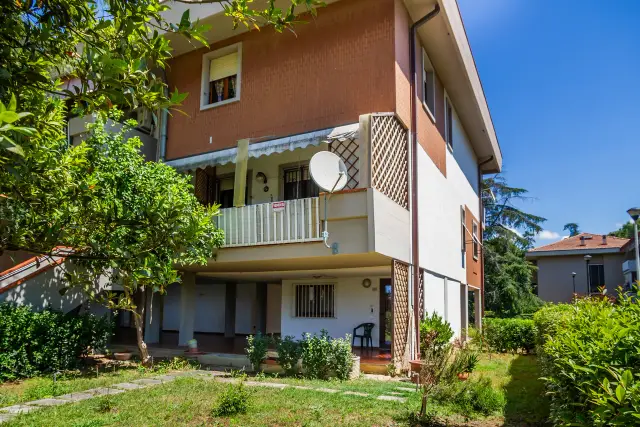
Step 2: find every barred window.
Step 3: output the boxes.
[294,283,335,318]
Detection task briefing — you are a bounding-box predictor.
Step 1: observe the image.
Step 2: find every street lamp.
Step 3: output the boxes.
[627,208,640,286]
[584,255,592,294]
[571,272,577,295]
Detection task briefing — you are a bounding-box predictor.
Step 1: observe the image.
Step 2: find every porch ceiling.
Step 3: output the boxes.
[197,265,392,282]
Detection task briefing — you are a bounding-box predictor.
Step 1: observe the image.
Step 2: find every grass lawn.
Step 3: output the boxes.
[2,353,549,426]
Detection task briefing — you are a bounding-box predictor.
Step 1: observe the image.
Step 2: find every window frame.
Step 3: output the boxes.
[200,43,242,111]
[588,264,605,293]
[461,206,466,268]
[422,48,436,123]
[444,92,454,152]
[279,162,320,201]
[293,283,337,319]
[472,220,480,260]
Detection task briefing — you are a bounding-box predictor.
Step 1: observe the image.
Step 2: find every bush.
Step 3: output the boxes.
[434,377,505,416]
[420,312,453,357]
[245,332,270,372]
[483,317,535,354]
[533,288,640,426]
[329,335,353,381]
[275,335,301,376]
[300,330,354,380]
[211,382,251,417]
[0,303,113,381]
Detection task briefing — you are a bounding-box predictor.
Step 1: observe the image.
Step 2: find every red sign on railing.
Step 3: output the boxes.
[272,201,286,212]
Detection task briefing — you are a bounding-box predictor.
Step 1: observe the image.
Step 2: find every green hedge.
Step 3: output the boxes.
[0,304,113,381]
[533,293,640,426]
[483,318,535,354]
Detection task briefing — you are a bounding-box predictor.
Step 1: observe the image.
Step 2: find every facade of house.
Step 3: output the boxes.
[526,233,631,303]
[143,0,502,366]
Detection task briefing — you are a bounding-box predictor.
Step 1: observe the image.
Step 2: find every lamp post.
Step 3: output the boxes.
[571,272,577,296]
[584,255,592,294]
[627,208,640,286]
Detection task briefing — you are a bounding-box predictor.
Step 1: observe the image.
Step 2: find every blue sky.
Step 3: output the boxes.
[457,0,640,245]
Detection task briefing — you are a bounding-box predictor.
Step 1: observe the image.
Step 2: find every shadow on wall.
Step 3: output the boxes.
[503,355,550,427]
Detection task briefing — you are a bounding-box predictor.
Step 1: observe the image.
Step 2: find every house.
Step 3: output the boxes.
[526,233,631,302]
[1,0,502,370]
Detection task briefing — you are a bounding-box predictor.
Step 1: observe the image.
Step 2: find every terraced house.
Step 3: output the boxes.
[0,0,502,370]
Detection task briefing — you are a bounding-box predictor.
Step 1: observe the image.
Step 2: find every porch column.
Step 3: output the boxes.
[144,288,162,344]
[473,288,482,330]
[224,282,237,338]
[255,282,268,334]
[178,272,196,346]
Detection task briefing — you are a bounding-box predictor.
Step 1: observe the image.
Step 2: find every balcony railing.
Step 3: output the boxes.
[218,197,322,247]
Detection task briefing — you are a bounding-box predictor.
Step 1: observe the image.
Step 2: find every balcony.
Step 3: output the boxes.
[623,260,637,273]
[217,197,322,247]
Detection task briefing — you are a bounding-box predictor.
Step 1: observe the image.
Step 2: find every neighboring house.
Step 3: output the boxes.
[526,233,631,303]
[146,0,502,368]
[1,0,502,370]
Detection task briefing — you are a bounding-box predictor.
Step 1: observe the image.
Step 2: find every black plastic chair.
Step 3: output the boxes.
[352,323,375,350]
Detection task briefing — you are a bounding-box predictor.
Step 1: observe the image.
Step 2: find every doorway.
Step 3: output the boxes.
[379,278,392,349]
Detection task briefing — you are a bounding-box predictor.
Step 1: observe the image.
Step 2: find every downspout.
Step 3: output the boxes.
[477,155,494,322]
[158,68,169,161]
[409,3,440,357]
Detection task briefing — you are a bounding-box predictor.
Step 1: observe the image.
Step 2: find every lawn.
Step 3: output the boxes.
[2,353,549,426]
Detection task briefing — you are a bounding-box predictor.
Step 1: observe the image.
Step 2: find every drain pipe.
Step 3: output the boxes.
[158,68,169,161]
[409,4,440,358]
[477,155,494,323]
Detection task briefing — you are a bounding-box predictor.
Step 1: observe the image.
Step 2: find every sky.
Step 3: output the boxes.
[457,0,640,245]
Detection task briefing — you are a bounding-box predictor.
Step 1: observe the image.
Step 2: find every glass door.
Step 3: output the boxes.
[379,279,392,349]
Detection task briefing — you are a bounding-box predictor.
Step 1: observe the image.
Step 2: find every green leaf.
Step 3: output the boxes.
[8,94,16,112]
[0,111,20,123]
[621,370,633,388]
[615,384,626,402]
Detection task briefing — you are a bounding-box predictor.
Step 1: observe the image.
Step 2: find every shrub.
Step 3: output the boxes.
[434,377,505,416]
[483,317,535,354]
[0,303,113,381]
[245,332,270,372]
[300,330,332,380]
[211,382,251,417]
[420,312,453,357]
[534,288,640,426]
[329,335,353,381]
[274,335,301,376]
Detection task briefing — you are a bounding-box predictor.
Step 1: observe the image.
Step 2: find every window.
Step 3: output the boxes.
[283,165,319,201]
[461,207,466,268]
[422,49,436,120]
[588,264,605,292]
[472,220,480,260]
[444,96,453,150]
[201,44,241,110]
[294,284,335,318]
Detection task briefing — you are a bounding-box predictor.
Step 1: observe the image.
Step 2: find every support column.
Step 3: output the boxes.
[473,288,482,330]
[144,288,162,344]
[225,282,237,338]
[255,282,268,335]
[178,272,196,346]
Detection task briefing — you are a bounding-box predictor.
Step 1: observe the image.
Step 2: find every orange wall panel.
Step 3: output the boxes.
[465,206,481,288]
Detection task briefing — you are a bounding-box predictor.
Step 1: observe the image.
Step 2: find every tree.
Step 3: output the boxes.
[482,175,545,317]
[563,223,580,237]
[0,0,321,362]
[609,220,639,239]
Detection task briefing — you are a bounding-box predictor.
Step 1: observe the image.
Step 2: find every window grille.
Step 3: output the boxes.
[294,283,335,318]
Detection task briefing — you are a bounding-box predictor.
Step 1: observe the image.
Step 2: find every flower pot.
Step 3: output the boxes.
[457,372,470,381]
[113,351,132,361]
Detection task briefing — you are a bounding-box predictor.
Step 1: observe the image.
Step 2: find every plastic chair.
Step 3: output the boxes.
[352,323,375,350]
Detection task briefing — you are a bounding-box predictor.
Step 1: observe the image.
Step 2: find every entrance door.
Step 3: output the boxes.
[379,279,392,349]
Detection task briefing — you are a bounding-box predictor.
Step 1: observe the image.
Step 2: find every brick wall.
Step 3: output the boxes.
[165,0,396,160]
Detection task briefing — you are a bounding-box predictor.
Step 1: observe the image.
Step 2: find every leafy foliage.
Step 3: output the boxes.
[433,377,505,416]
[245,332,270,372]
[299,330,353,380]
[563,223,580,237]
[211,382,252,417]
[483,318,536,354]
[609,220,639,239]
[0,304,112,381]
[275,335,302,376]
[419,312,454,357]
[329,335,354,381]
[533,287,640,426]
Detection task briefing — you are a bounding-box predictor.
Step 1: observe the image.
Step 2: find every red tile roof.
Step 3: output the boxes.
[529,233,630,253]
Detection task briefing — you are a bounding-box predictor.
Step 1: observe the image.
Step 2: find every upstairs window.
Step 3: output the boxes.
[472,220,480,260]
[445,95,454,150]
[422,49,436,121]
[201,44,241,110]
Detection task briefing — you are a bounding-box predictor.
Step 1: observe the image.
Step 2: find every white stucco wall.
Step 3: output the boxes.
[423,272,464,338]
[280,276,383,344]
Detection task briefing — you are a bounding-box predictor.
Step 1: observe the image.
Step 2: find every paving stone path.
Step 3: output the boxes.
[0,370,414,424]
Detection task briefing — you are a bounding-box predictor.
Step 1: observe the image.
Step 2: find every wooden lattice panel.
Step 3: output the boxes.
[194,168,208,205]
[330,138,359,189]
[370,115,408,209]
[392,259,410,371]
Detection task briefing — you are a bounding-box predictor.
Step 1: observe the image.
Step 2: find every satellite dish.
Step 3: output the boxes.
[309,151,348,193]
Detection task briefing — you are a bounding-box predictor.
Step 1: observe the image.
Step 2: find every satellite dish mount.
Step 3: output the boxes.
[309,151,348,249]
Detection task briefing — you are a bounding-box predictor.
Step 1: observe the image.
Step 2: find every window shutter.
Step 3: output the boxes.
[209,52,238,82]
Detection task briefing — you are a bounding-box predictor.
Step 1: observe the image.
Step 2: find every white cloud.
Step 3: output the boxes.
[537,230,561,240]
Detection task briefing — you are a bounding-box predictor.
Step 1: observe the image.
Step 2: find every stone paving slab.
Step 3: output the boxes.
[243,381,287,389]
[153,375,176,382]
[0,413,16,423]
[0,404,40,414]
[342,391,369,397]
[112,382,146,390]
[388,391,404,396]
[131,378,162,386]
[395,387,417,392]
[377,395,407,402]
[84,387,125,396]
[291,385,314,390]
[316,388,340,393]
[57,392,95,402]
[25,398,69,407]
